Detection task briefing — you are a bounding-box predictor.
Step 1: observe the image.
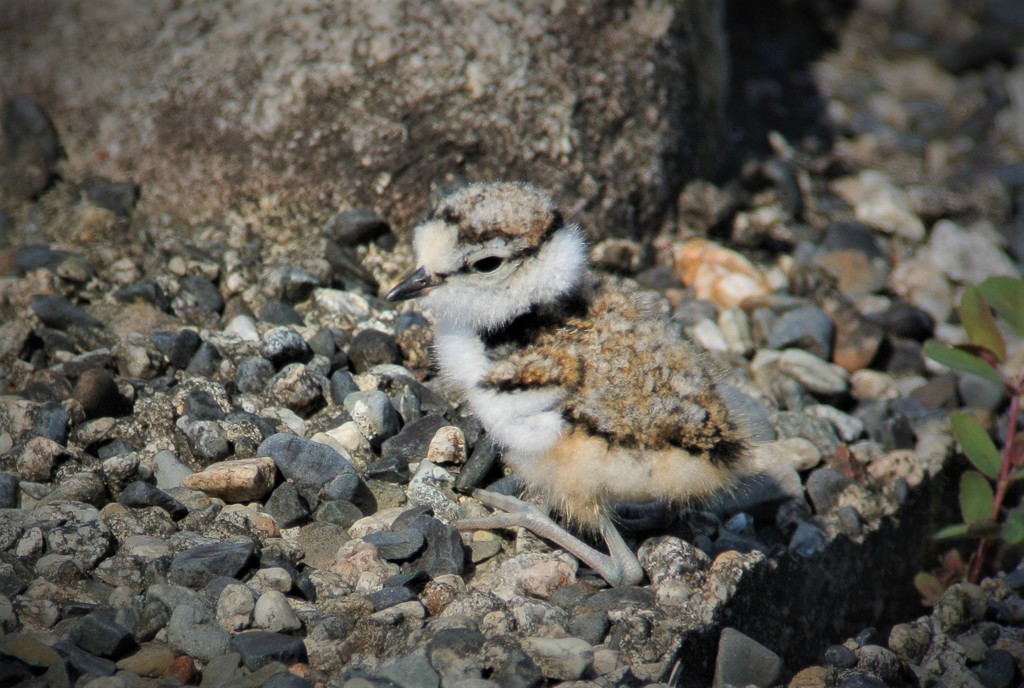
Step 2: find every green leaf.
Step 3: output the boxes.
[923,340,1003,385]
[913,572,946,605]
[960,286,1005,361]
[933,523,970,540]
[960,471,995,525]
[950,413,1003,480]
[978,276,1024,335]
[1002,511,1024,544]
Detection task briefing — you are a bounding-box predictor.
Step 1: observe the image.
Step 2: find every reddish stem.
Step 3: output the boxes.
[969,381,1021,583]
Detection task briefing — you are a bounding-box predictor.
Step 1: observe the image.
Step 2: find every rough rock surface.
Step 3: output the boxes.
[0,0,728,240]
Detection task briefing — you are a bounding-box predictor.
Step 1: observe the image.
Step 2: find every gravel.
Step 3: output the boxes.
[0,1,1022,686]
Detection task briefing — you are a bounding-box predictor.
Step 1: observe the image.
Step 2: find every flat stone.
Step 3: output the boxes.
[257,433,358,509]
[70,610,135,659]
[381,413,449,466]
[404,513,465,577]
[778,349,849,395]
[30,294,102,329]
[14,436,67,482]
[230,631,309,671]
[152,450,194,490]
[169,539,256,588]
[182,456,277,503]
[364,585,419,612]
[805,467,855,514]
[0,633,61,667]
[114,643,177,678]
[363,529,425,562]
[118,480,188,519]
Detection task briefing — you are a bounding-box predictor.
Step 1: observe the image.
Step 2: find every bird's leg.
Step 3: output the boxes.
[458,488,645,587]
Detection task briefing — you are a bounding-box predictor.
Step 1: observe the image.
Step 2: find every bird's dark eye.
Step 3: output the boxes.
[470,256,504,273]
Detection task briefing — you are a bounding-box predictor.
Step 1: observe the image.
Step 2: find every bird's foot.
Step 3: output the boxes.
[458,488,644,587]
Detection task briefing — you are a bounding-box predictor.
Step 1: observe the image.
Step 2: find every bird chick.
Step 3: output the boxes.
[387,181,753,586]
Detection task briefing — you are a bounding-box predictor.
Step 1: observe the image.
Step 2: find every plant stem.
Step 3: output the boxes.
[970,385,1022,583]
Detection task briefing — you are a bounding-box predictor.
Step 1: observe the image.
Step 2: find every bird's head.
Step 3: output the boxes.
[386,182,587,332]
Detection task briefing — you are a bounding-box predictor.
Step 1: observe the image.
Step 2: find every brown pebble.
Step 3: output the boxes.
[162,654,198,684]
[830,305,884,373]
[73,368,121,418]
[181,456,277,502]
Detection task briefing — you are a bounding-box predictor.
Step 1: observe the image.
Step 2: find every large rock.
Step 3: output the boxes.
[0,0,727,240]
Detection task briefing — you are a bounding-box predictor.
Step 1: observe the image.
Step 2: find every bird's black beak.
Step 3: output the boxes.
[386,266,436,302]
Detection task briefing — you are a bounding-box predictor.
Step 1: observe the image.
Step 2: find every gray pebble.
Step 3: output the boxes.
[182,389,226,421]
[788,521,827,558]
[344,390,402,448]
[30,294,102,329]
[261,327,312,367]
[404,513,465,577]
[363,529,425,562]
[364,586,418,612]
[81,176,138,217]
[824,644,857,668]
[179,275,225,315]
[713,627,782,688]
[767,306,834,360]
[381,414,450,466]
[118,480,188,519]
[183,419,231,463]
[264,482,310,528]
[0,472,18,509]
[260,299,304,325]
[426,627,487,684]
[168,540,256,589]
[68,609,134,658]
[253,590,302,632]
[313,499,363,528]
[324,208,391,246]
[348,329,401,373]
[236,356,275,394]
[229,630,308,671]
[378,654,441,688]
[185,341,223,376]
[257,433,358,509]
[805,467,854,514]
[152,450,193,490]
[268,363,326,415]
[329,369,359,404]
[972,649,1017,688]
[167,604,230,663]
[32,401,69,444]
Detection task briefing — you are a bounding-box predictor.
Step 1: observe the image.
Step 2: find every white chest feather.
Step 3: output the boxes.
[435,324,565,456]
